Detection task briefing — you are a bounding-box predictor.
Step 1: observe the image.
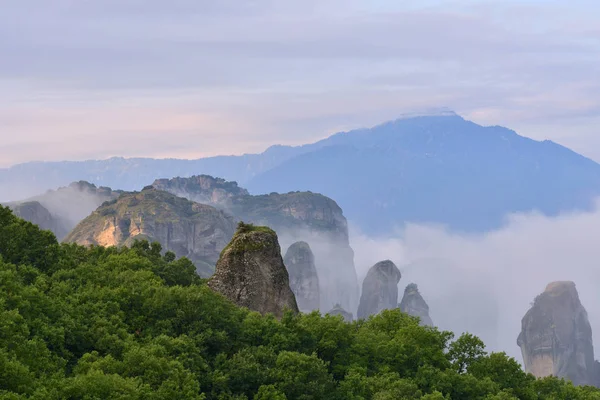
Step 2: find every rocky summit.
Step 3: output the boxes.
[517,281,598,387]
[326,304,353,322]
[357,260,402,320]
[64,187,235,277]
[283,241,320,312]
[399,283,433,327]
[5,181,119,240]
[153,175,249,207]
[6,201,68,239]
[208,222,299,318]
[153,175,359,313]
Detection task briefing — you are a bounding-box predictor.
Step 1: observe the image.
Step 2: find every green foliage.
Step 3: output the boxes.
[235,222,276,236]
[0,206,599,399]
[220,222,275,258]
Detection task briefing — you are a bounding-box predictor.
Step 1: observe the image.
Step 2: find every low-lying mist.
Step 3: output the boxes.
[351,203,600,362]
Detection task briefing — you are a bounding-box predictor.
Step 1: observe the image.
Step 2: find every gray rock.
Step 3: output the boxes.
[357,260,401,319]
[153,175,359,313]
[7,201,68,239]
[517,281,597,386]
[6,181,120,241]
[399,283,433,326]
[327,303,353,322]
[65,188,235,277]
[283,241,320,312]
[208,223,299,318]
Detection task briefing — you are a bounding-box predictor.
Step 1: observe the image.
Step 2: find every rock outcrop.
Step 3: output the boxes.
[6,181,120,240]
[326,304,353,322]
[399,283,433,326]
[283,241,320,312]
[6,201,68,238]
[153,175,359,312]
[65,187,235,277]
[153,175,249,207]
[357,260,402,319]
[208,222,299,318]
[517,281,597,386]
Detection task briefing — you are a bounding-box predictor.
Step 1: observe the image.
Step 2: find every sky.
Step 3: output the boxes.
[1,0,599,167]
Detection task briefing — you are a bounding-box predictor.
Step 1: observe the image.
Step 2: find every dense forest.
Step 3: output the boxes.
[1,205,599,399]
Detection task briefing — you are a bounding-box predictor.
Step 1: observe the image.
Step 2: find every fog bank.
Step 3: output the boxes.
[351,203,600,362]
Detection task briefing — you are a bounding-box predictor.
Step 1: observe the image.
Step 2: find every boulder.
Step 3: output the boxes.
[357,260,401,319]
[283,241,320,312]
[399,283,434,326]
[208,222,299,318]
[517,281,597,386]
[327,304,353,322]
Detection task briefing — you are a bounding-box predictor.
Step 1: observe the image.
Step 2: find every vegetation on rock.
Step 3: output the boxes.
[64,189,235,277]
[1,205,600,399]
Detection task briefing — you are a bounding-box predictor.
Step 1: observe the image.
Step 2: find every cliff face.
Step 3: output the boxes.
[399,283,433,327]
[208,223,299,318]
[517,281,597,386]
[65,188,235,277]
[7,201,68,238]
[153,175,249,207]
[283,241,320,312]
[153,175,359,313]
[327,304,353,322]
[357,260,402,320]
[6,181,119,240]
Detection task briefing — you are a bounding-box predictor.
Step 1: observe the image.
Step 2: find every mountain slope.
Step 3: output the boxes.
[153,175,359,312]
[247,115,600,234]
[65,188,236,277]
[0,146,307,202]
[3,113,600,235]
[4,181,120,240]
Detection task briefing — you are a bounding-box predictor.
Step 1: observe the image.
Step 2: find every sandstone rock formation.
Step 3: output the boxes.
[357,260,402,320]
[326,304,353,322]
[65,187,235,277]
[399,283,433,326]
[283,241,320,312]
[153,175,249,207]
[6,181,120,240]
[517,281,597,386]
[6,201,68,238]
[153,175,359,312]
[208,222,299,318]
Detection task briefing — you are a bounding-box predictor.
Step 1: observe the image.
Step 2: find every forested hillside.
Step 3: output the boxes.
[1,205,598,399]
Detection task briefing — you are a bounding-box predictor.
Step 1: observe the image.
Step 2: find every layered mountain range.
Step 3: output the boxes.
[7,174,358,312]
[3,113,600,235]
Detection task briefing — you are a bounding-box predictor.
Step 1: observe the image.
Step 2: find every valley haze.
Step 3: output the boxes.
[4,112,600,364]
[3,0,600,394]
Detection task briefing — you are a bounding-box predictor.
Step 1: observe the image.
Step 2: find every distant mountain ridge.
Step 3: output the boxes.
[3,113,600,235]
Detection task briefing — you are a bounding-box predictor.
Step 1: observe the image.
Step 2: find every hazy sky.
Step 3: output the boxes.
[1,0,599,167]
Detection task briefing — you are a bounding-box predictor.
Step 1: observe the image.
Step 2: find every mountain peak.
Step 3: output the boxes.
[393,107,459,120]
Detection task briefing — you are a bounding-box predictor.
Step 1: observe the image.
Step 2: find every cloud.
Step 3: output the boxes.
[1,0,600,165]
[350,202,600,362]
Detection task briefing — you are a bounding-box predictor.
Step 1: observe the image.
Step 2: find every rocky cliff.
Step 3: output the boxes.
[6,181,119,240]
[65,187,235,277]
[208,222,299,318]
[6,201,68,238]
[153,175,358,312]
[517,281,597,386]
[326,304,353,322]
[283,241,320,312]
[153,175,249,207]
[357,260,402,320]
[399,283,433,327]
